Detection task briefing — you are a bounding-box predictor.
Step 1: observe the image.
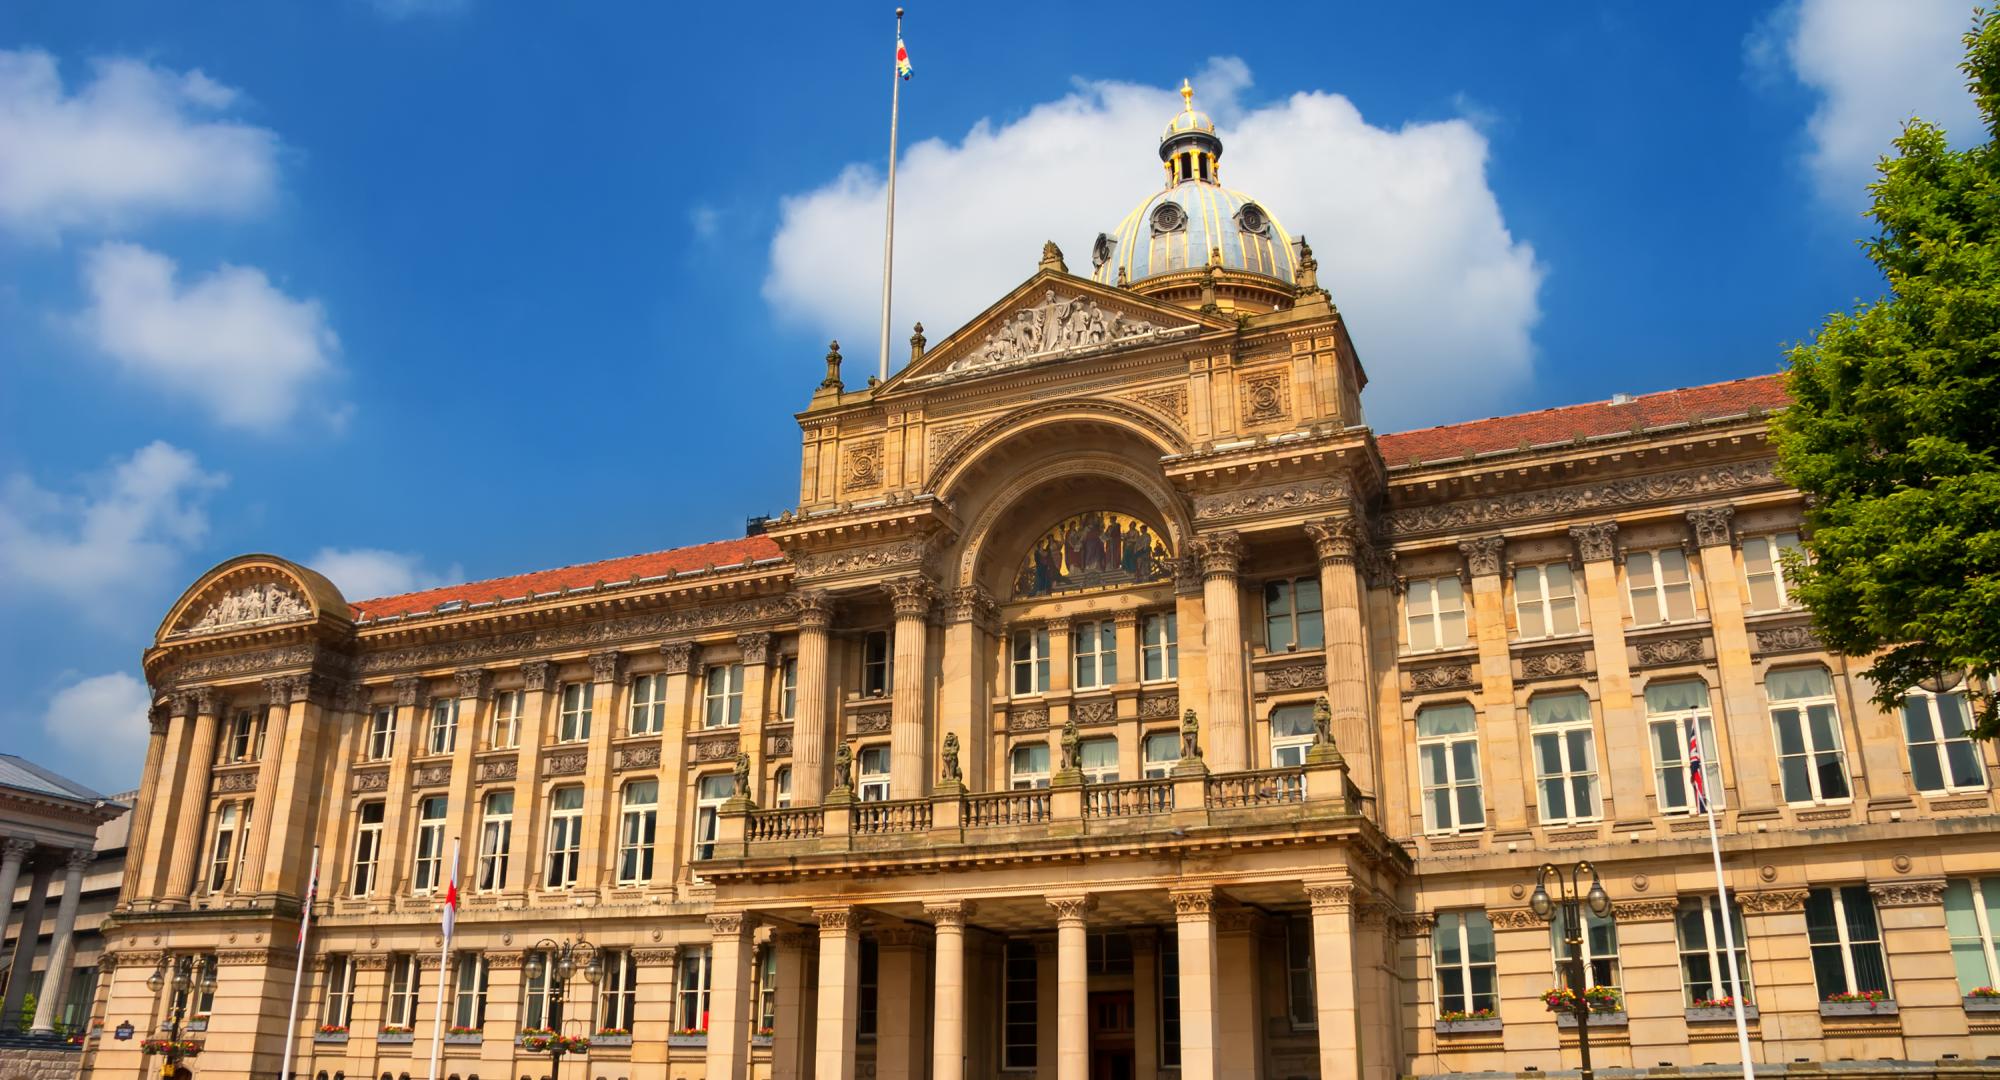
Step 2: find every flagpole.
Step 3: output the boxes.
[427,838,459,1080]
[877,6,905,383]
[1696,722,1756,1080]
[279,845,319,1080]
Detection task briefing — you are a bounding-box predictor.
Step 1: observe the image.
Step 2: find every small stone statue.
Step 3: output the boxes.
[941,731,962,782]
[1060,717,1081,772]
[1181,708,1202,761]
[833,742,853,790]
[1312,695,1334,747]
[733,751,751,794]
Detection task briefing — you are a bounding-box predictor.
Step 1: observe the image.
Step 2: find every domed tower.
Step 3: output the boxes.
[1090,80,1305,313]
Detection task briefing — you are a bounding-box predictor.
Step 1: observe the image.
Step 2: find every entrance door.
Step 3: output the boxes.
[1090,990,1135,1080]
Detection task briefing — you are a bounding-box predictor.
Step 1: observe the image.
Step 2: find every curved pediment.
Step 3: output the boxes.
[157,555,350,643]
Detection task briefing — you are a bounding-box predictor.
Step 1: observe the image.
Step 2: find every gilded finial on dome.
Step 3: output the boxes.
[1180,78,1194,111]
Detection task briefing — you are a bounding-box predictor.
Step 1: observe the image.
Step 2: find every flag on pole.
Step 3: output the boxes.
[1688,720,1709,813]
[441,860,459,941]
[896,36,913,79]
[298,856,318,945]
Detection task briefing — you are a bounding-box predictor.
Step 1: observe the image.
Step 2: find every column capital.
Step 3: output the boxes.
[288,672,337,706]
[1045,614,1073,635]
[1191,532,1243,578]
[1172,552,1204,596]
[886,575,936,618]
[924,900,975,928]
[1303,518,1361,566]
[1168,887,1215,916]
[659,640,699,676]
[1,838,34,861]
[1304,881,1354,912]
[149,702,173,736]
[708,911,754,936]
[392,676,425,708]
[589,649,625,684]
[1568,520,1620,563]
[1686,505,1736,548]
[335,681,370,714]
[62,848,92,873]
[1457,536,1506,578]
[945,585,997,626]
[453,668,490,700]
[814,905,857,932]
[261,676,289,706]
[792,590,835,630]
[192,686,220,717]
[519,659,555,692]
[1046,895,1092,925]
[736,631,772,666]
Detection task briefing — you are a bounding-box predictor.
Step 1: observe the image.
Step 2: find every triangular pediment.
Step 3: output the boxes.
[884,270,1235,392]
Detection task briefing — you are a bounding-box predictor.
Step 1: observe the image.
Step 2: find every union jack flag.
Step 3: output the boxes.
[1688,721,1709,813]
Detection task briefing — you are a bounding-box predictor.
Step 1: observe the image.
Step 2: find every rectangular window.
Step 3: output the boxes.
[521,949,555,1030]
[862,630,891,697]
[704,664,744,728]
[1405,576,1468,652]
[1434,911,1498,1016]
[427,697,457,755]
[858,937,879,1039]
[858,745,892,801]
[1646,680,1726,815]
[170,955,218,1020]
[489,690,522,750]
[1285,916,1316,1028]
[780,658,798,721]
[320,954,354,1028]
[477,791,512,892]
[1417,704,1484,834]
[350,801,385,896]
[386,953,420,1028]
[617,780,658,884]
[677,945,713,1033]
[411,794,448,893]
[1143,731,1181,778]
[629,674,666,736]
[365,707,396,761]
[774,766,792,809]
[1073,619,1119,690]
[694,772,735,862]
[1142,612,1179,682]
[1010,742,1050,790]
[1944,877,2000,995]
[757,944,778,1033]
[558,683,593,743]
[206,803,241,892]
[1677,895,1753,1006]
[225,709,257,763]
[1904,691,1986,794]
[1086,932,1133,976]
[545,786,584,888]
[1552,907,1621,992]
[1265,577,1325,652]
[1514,562,1579,639]
[1742,532,1802,612]
[1079,736,1119,784]
[1768,667,1850,804]
[1002,940,1038,1069]
[1269,704,1316,768]
[599,950,637,1032]
[1530,692,1600,824]
[452,953,488,1029]
[1806,885,1889,999]
[1627,548,1696,625]
[1159,931,1180,1068]
[1012,628,1051,697]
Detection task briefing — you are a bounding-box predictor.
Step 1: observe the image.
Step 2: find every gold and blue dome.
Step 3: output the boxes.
[1091,80,1300,291]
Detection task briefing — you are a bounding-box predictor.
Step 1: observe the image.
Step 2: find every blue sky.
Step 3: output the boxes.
[0,0,1983,791]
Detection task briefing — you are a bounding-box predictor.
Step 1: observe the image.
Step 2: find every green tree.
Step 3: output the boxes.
[1773,10,2000,732]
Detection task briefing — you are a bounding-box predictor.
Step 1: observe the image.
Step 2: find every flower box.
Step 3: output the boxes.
[1556,1010,1628,1029]
[1967,996,2000,1013]
[443,1031,483,1045]
[1434,1017,1503,1034]
[314,1032,349,1045]
[752,1034,774,1048]
[1820,1000,1898,1017]
[592,1034,632,1048]
[668,1033,708,1048]
[1686,1005,1759,1023]
[377,1030,415,1046]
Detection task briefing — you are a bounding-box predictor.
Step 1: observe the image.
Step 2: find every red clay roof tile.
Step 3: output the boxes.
[348,535,782,619]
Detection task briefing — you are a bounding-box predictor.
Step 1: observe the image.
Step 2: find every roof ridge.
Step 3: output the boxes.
[1378,372,1783,442]
[349,535,777,607]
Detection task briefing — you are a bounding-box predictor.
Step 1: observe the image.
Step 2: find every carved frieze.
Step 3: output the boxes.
[476,758,518,782]
[1870,879,1947,907]
[520,660,554,692]
[588,650,624,684]
[1169,888,1216,916]
[842,438,883,492]
[767,732,793,759]
[1386,460,1779,537]
[1193,479,1347,523]
[1266,662,1327,691]
[1074,699,1116,725]
[1569,521,1620,563]
[357,597,794,674]
[691,734,741,763]
[213,769,259,794]
[614,744,661,771]
[1487,908,1543,929]
[453,668,489,700]
[351,769,388,794]
[1634,636,1706,666]
[1736,890,1809,913]
[1519,650,1589,679]
[1011,705,1049,732]
[937,290,1170,378]
[173,644,319,683]
[544,751,587,777]
[736,631,772,666]
[792,540,927,580]
[178,581,311,636]
[927,423,975,466]
[1128,385,1189,423]
[1611,899,1679,921]
[659,641,697,676]
[1138,693,1180,719]
[849,709,891,735]
[414,764,451,788]
[1753,623,1823,655]
[1240,370,1291,424]
[1409,662,1474,692]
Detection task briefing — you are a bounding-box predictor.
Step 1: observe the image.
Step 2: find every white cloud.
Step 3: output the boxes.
[308,547,462,601]
[0,442,226,612]
[0,48,279,237]
[764,58,1542,429]
[41,672,153,794]
[77,242,342,432]
[1755,0,1981,203]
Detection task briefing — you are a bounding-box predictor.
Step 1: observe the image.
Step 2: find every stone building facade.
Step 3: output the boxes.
[87,87,2000,1080]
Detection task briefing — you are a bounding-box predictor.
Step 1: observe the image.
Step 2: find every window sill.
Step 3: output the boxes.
[1964,997,2000,1013]
[593,1035,633,1048]
[1555,1010,1627,1029]
[1686,1005,1758,1023]
[313,1033,348,1045]
[751,1035,774,1048]
[667,1034,708,1048]
[442,1033,483,1045]
[1819,1000,1897,1017]
[377,1032,415,1045]
[1435,1018,1502,1034]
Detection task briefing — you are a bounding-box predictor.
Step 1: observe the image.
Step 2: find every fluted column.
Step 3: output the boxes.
[705,912,757,1080]
[447,668,488,891]
[792,593,834,804]
[165,687,220,903]
[1305,518,1375,792]
[29,848,92,1033]
[886,576,935,798]
[0,839,31,950]
[237,677,292,895]
[1170,887,1221,1080]
[772,927,817,1080]
[2,860,51,1025]
[927,901,970,1080]
[577,650,622,889]
[1460,537,1529,835]
[1050,895,1090,1080]
[939,588,995,792]
[1193,533,1248,771]
[374,676,425,896]
[813,906,861,1080]
[1307,882,1362,1080]
[118,704,170,906]
[1686,505,1780,815]
[1570,522,1649,826]
[737,632,773,806]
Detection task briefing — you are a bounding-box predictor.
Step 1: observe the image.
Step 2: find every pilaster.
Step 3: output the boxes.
[1194,532,1248,771]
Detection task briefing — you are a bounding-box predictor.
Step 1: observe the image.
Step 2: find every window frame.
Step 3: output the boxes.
[365,707,396,761]
[1625,547,1697,626]
[599,949,637,1032]
[411,794,449,894]
[1806,885,1890,1000]
[1404,575,1468,654]
[1903,690,1987,795]
[1433,910,1498,1017]
[1078,736,1119,784]
[1645,681,1726,816]
[1142,730,1180,779]
[629,673,666,736]
[1073,619,1119,690]
[545,785,584,889]
[780,657,798,721]
[557,682,593,744]
[1009,741,1050,790]
[489,689,522,751]
[693,772,735,862]
[1265,576,1326,653]
[1768,667,1852,806]
[1141,612,1179,682]
[1416,704,1485,835]
[1284,915,1316,1029]
[1945,876,2000,995]
[1011,628,1051,698]
[1741,531,1802,613]
[1001,939,1038,1070]
[1551,906,1622,993]
[350,801,385,896]
[616,779,659,885]
[704,664,745,729]
[1528,692,1601,826]
[1676,894,1754,1006]
[476,791,512,892]
[1513,562,1580,640]
[426,697,457,756]
[386,953,420,1028]
[451,952,488,1029]
[1269,703,1316,768]
[320,954,355,1028]
[857,744,892,801]
[677,944,713,1033]
[206,801,243,893]
[861,630,892,697]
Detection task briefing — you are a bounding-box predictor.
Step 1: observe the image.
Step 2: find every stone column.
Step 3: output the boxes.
[655,643,698,889]
[0,839,31,948]
[165,687,221,903]
[813,906,862,1080]
[1306,882,1361,1080]
[119,704,171,905]
[577,650,623,889]
[510,661,554,899]
[29,848,93,1033]
[1306,518,1376,794]
[1460,537,1530,836]
[374,676,425,896]
[1049,895,1091,1080]
[875,924,929,1080]
[237,677,292,895]
[1685,506,1780,815]
[737,632,773,806]
[887,576,935,798]
[140,694,197,900]
[926,901,970,1080]
[447,668,488,892]
[771,928,816,1080]
[792,592,834,804]
[1171,887,1222,1080]
[1570,522,1649,828]
[1130,928,1160,1080]
[940,588,995,792]
[2,861,53,1026]
[706,912,757,1080]
[1214,906,1263,1080]
[1194,533,1248,772]
[261,674,333,898]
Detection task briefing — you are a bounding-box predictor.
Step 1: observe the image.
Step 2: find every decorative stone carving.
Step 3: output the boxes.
[1611,899,1678,921]
[767,732,792,758]
[1458,537,1506,578]
[1870,879,1947,907]
[1410,662,1475,692]
[1192,532,1243,577]
[1397,913,1440,937]
[1168,888,1214,916]
[520,660,554,692]
[659,641,698,675]
[941,732,962,782]
[1305,883,1352,911]
[1736,890,1809,913]
[388,676,421,709]
[453,668,489,700]
[1139,693,1180,718]
[1487,908,1543,929]
[544,752,587,776]
[1754,624,1823,654]
[1010,706,1049,732]
[832,743,853,791]
[181,581,311,634]
[1386,460,1780,536]
[925,901,972,927]
[946,584,997,625]
[842,438,883,492]
[351,769,389,793]
[1520,650,1589,679]
[632,947,681,964]
[1266,662,1327,691]
[173,644,319,682]
[1194,479,1346,522]
[262,676,288,706]
[942,290,1169,377]
[1569,521,1620,563]
[357,597,794,675]
[850,708,891,735]
[1686,505,1736,548]
[1074,699,1117,726]
[1059,718,1081,771]
[733,751,752,795]
[1634,636,1706,666]
[927,422,974,465]
[194,686,220,715]
[589,651,624,684]
[736,631,771,666]
[792,540,928,580]
[1240,371,1291,424]
[615,744,662,770]
[792,592,834,630]
[692,734,741,762]
[887,575,935,618]
[1047,895,1092,923]
[1128,385,1189,422]
[708,912,746,936]
[414,764,451,788]
[214,770,259,794]
[816,907,855,931]
[476,759,517,782]
[1312,695,1335,749]
[1181,708,1202,761]
[1303,518,1360,565]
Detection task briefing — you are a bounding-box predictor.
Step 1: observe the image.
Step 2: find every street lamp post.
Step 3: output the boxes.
[524,937,600,1080]
[146,955,215,1080]
[1531,861,1612,1080]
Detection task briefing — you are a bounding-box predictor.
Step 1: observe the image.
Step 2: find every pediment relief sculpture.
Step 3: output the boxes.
[922,291,1188,383]
[177,580,312,636]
